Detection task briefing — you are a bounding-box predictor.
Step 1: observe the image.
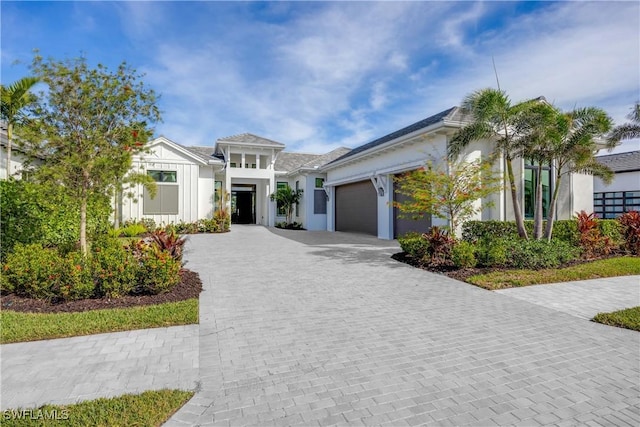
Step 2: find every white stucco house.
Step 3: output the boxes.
[120,133,350,231]
[594,150,640,218]
[320,107,597,238]
[2,107,602,239]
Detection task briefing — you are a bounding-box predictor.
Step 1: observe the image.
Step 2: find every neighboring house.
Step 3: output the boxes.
[594,150,640,218]
[320,107,598,239]
[0,122,42,179]
[121,134,350,231]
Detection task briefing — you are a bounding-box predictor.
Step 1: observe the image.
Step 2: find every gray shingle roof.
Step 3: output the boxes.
[183,146,216,161]
[328,107,458,165]
[299,147,352,169]
[275,152,320,172]
[596,150,640,173]
[218,133,285,147]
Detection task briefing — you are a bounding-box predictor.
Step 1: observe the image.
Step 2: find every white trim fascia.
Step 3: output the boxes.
[145,136,209,165]
[320,121,448,172]
[324,159,427,188]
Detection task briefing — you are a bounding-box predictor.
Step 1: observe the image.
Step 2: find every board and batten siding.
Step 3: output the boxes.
[122,141,207,225]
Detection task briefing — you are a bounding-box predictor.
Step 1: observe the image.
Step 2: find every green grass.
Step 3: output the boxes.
[1,389,193,426]
[467,256,640,290]
[0,299,198,344]
[593,306,640,332]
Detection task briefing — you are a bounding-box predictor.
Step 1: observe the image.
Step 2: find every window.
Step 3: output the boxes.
[230,162,237,168]
[594,191,640,218]
[314,189,327,214]
[144,170,178,214]
[148,170,176,183]
[524,161,551,219]
[315,178,325,188]
[276,182,288,216]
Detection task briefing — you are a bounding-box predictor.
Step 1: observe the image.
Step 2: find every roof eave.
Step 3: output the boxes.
[321,121,449,171]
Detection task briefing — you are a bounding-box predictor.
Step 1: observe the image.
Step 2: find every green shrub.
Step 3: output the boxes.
[452,241,477,268]
[506,239,579,269]
[123,218,157,232]
[197,218,219,233]
[119,223,148,237]
[0,180,111,260]
[551,220,579,245]
[92,238,138,298]
[3,244,95,301]
[398,232,429,258]
[476,238,510,267]
[462,221,518,242]
[55,252,95,301]
[135,245,181,295]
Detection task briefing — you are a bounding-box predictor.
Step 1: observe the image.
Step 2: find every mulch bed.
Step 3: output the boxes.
[391,251,623,284]
[1,269,202,314]
[391,252,486,282]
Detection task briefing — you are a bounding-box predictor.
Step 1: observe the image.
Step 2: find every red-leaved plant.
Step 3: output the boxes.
[149,229,187,264]
[618,210,640,256]
[576,211,614,259]
[422,226,456,266]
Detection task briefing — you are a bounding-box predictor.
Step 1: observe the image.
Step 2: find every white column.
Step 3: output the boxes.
[377,175,393,240]
[241,152,246,169]
[256,154,261,169]
[326,186,335,231]
[268,175,275,227]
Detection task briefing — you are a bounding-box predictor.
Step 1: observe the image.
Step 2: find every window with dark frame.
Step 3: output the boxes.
[276,181,288,216]
[144,170,179,214]
[314,178,326,214]
[524,161,551,220]
[594,191,640,219]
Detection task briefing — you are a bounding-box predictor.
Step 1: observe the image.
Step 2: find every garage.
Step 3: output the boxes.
[335,180,378,235]
[393,173,431,238]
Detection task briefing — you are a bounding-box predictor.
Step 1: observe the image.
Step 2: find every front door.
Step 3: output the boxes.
[231,186,256,224]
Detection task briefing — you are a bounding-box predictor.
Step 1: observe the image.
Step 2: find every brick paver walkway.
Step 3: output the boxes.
[167,226,640,426]
[1,326,198,410]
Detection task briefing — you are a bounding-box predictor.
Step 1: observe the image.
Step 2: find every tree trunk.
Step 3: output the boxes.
[506,155,528,239]
[533,164,544,239]
[545,173,562,242]
[6,124,12,179]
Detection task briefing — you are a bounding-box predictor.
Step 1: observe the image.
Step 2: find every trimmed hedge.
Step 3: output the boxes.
[462,219,621,246]
[397,232,430,259]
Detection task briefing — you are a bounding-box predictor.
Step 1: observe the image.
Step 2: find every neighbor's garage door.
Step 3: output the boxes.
[335,180,377,235]
[393,173,431,238]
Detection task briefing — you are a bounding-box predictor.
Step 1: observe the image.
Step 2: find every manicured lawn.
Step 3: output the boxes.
[1,299,198,344]
[1,389,193,426]
[467,256,640,290]
[593,306,640,332]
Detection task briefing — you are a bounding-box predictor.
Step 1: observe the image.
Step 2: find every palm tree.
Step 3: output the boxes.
[543,107,616,241]
[448,88,541,239]
[608,102,640,142]
[0,77,39,179]
[270,186,303,225]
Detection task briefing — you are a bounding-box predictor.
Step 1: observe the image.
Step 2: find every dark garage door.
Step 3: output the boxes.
[393,173,431,238]
[335,180,377,235]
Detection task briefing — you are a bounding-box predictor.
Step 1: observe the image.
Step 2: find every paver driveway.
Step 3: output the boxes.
[168,226,639,426]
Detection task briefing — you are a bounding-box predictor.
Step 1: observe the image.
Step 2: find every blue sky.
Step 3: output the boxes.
[2,1,639,154]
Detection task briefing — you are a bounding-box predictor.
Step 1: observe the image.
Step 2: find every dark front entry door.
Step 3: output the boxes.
[233,191,254,224]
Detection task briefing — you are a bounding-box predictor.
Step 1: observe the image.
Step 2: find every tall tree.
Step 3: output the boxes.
[0,76,39,178]
[393,156,502,233]
[608,102,640,142]
[22,55,160,254]
[448,89,541,239]
[512,101,561,239]
[542,107,616,241]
